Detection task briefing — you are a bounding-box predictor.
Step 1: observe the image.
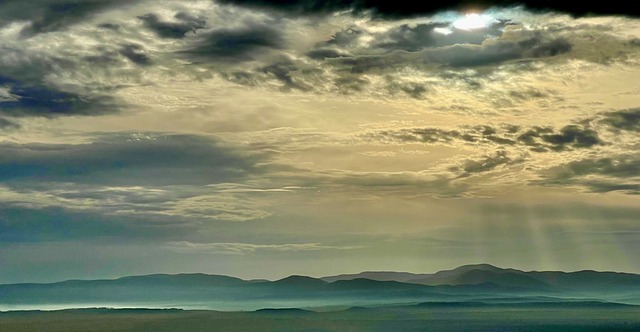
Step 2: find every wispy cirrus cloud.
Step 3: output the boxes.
[166,240,363,255]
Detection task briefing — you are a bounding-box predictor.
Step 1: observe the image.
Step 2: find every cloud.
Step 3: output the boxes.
[0,75,119,117]
[305,48,351,60]
[332,32,573,72]
[0,117,20,129]
[373,21,508,52]
[537,155,640,194]
[138,12,206,39]
[545,156,640,179]
[259,59,312,91]
[0,0,130,37]
[215,0,640,17]
[315,170,470,198]
[0,40,125,117]
[600,108,640,132]
[519,125,601,151]
[369,123,601,152]
[0,130,290,224]
[1,1,637,106]
[459,150,517,176]
[372,128,460,144]
[317,26,363,48]
[166,240,362,255]
[157,192,273,222]
[180,23,284,62]
[0,133,267,186]
[0,181,279,223]
[119,44,151,66]
[0,206,192,243]
[333,75,369,92]
[384,77,428,99]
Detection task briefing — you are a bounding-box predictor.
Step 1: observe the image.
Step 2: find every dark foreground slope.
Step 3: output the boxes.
[1,303,639,332]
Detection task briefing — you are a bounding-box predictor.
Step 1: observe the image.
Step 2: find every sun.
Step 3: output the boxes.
[453,13,490,30]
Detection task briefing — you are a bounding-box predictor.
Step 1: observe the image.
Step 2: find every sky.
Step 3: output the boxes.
[0,0,639,283]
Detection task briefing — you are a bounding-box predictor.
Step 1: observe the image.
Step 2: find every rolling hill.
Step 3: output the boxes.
[2,264,639,310]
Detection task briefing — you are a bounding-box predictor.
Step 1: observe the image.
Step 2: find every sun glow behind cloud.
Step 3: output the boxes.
[433,11,497,35]
[453,13,494,30]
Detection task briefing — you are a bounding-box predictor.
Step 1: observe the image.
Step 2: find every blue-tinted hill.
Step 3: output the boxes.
[2,265,639,309]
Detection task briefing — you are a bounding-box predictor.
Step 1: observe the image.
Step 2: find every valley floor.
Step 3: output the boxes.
[1,304,640,332]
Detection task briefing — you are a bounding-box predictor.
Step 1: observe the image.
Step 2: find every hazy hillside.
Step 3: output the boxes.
[324,264,640,293]
[2,264,639,310]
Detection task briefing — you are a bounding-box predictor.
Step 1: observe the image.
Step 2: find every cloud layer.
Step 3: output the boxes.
[1,0,640,281]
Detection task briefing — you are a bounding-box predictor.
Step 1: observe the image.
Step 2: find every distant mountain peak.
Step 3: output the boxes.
[274,275,327,285]
[321,271,431,283]
[452,263,505,272]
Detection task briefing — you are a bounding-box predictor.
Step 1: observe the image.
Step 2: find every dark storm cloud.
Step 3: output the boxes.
[0,0,129,37]
[0,46,121,117]
[98,23,121,30]
[222,57,322,90]
[529,37,572,57]
[0,76,119,117]
[259,59,312,91]
[180,23,284,62]
[318,27,363,48]
[216,0,640,17]
[0,206,192,243]
[480,126,517,145]
[0,134,267,186]
[518,125,601,151]
[306,48,351,60]
[0,46,76,83]
[371,123,602,152]
[119,44,151,66]
[600,108,640,132]
[138,12,206,39]
[538,155,640,194]
[218,0,640,18]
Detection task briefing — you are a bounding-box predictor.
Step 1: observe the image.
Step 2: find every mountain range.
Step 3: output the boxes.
[322,263,640,290]
[2,264,639,310]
